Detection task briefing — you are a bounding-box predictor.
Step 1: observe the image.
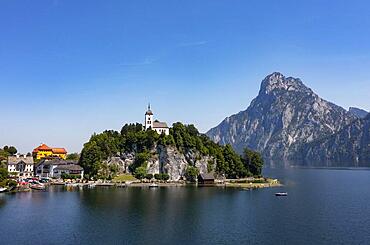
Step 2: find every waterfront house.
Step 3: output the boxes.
[144,104,170,135]
[53,164,84,179]
[35,159,83,179]
[198,173,215,184]
[7,155,34,177]
[32,143,67,160]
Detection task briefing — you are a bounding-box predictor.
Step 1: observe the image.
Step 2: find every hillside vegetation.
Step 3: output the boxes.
[79,122,263,180]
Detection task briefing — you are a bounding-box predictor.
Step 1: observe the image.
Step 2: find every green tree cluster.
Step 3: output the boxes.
[66,153,80,161]
[0,146,18,163]
[154,173,170,181]
[0,168,8,182]
[61,173,81,180]
[0,168,14,188]
[134,166,147,180]
[185,166,199,182]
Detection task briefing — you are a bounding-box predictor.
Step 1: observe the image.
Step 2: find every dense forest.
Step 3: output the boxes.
[79,122,264,180]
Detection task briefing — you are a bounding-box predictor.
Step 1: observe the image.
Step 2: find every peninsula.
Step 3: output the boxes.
[78,105,272,186]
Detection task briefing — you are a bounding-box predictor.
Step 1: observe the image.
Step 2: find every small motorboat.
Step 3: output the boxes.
[149,183,159,188]
[0,187,7,193]
[275,192,288,196]
[30,183,46,191]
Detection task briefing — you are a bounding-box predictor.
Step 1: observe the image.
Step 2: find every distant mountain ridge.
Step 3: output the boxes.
[297,113,370,165]
[349,107,369,119]
[207,72,358,162]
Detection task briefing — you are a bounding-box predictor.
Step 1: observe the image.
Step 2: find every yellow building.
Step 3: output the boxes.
[32,144,67,160]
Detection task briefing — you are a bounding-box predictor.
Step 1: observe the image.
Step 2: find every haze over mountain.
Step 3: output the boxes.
[206,72,360,162]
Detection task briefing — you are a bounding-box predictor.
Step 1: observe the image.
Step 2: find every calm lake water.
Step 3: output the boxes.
[1,167,370,245]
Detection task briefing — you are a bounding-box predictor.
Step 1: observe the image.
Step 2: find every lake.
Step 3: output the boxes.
[1,167,370,245]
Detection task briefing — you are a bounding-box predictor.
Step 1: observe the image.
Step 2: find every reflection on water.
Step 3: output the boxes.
[1,167,370,244]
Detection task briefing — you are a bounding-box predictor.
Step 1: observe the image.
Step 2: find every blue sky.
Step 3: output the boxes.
[1,0,370,153]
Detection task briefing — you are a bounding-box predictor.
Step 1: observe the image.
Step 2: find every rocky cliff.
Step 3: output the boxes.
[104,144,214,181]
[295,114,370,165]
[207,72,356,159]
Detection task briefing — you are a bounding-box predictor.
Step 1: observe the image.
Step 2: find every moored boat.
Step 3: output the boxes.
[149,183,159,188]
[0,187,7,192]
[275,192,288,196]
[30,183,46,191]
[88,183,96,188]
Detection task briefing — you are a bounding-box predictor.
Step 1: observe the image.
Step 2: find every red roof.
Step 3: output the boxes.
[32,144,67,154]
[52,148,67,154]
[33,144,52,153]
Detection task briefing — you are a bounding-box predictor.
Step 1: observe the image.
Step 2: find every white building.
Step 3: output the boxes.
[7,155,34,177]
[53,165,84,179]
[35,159,84,179]
[144,104,170,135]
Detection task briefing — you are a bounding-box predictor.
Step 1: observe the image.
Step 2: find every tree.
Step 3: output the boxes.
[161,173,170,181]
[243,148,264,176]
[0,149,9,163]
[154,173,170,181]
[66,153,80,161]
[134,166,147,180]
[79,141,103,177]
[130,151,150,172]
[7,146,17,155]
[185,166,199,182]
[0,168,8,182]
[222,144,247,178]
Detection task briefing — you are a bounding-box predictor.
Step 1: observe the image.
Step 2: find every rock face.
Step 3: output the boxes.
[297,114,370,165]
[349,107,369,119]
[206,72,356,159]
[104,144,214,181]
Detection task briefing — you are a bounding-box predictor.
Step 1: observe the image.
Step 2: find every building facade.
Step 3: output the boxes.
[7,155,34,177]
[32,144,67,160]
[144,104,170,135]
[35,159,84,179]
[53,165,84,179]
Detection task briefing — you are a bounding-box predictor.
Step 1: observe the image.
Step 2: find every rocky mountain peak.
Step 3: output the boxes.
[260,72,312,96]
[207,73,356,159]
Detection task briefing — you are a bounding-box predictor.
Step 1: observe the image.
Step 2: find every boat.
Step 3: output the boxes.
[0,187,7,193]
[275,192,288,196]
[65,183,79,188]
[88,183,96,188]
[149,183,159,188]
[30,183,46,191]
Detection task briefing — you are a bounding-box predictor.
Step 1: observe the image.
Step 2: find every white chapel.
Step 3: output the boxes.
[144,104,170,135]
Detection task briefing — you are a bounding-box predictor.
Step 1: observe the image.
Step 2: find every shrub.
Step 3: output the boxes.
[145,174,153,180]
[154,173,170,181]
[161,173,170,181]
[134,166,147,180]
[61,173,80,180]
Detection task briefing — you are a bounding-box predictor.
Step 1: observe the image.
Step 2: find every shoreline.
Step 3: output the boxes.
[1,178,282,193]
[51,177,282,189]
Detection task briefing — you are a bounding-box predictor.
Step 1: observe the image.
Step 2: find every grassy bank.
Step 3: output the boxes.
[223,178,281,189]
